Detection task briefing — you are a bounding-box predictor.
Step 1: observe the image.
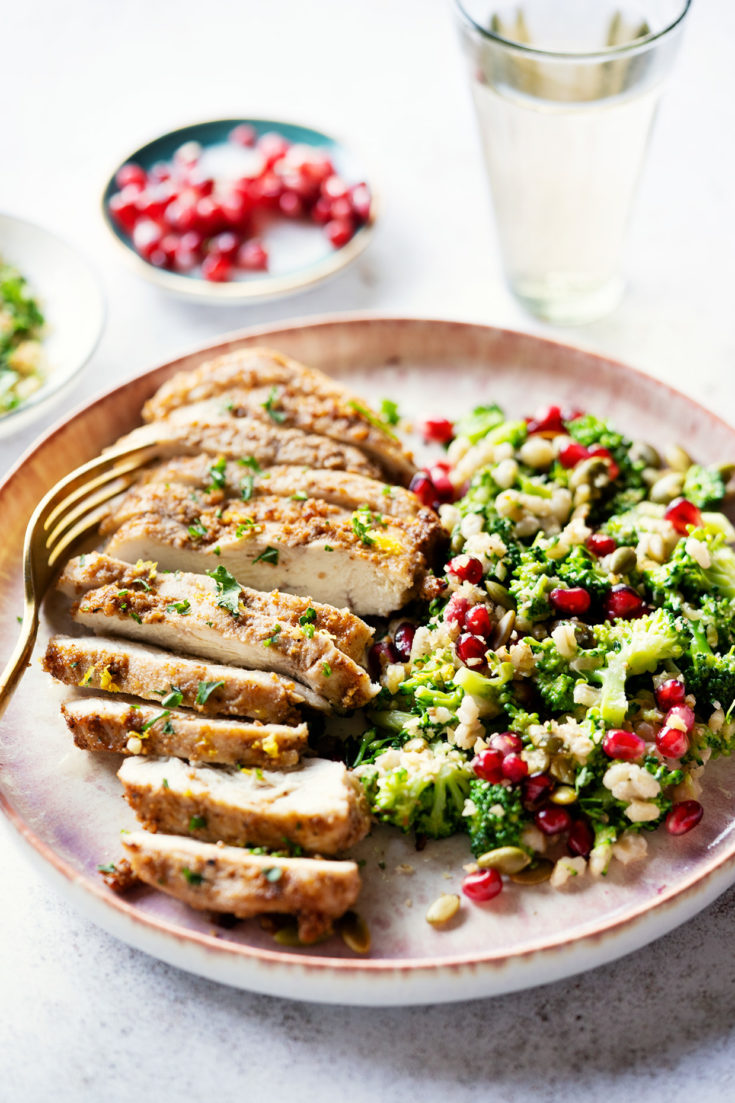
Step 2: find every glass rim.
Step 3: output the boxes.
[454,0,692,61]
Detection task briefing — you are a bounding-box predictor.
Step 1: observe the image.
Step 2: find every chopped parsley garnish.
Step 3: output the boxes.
[188,518,208,541]
[162,777,169,789]
[380,397,401,426]
[162,719,175,735]
[263,867,283,883]
[291,491,308,501]
[299,607,317,638]
[240,473,255,501]
[347,399,398,440]
[238,455,261,471]
[324,544,334,552]
[264,624,282,647]
[207,564,242,615]
[181,867,204,885]
[236,518,256,537]
[262,386,286,423]
[166,599,191,615]
[130,611,142,624]
[322,662,332,677]
[97,863,116,874]
[141,710,170,733]
[161,688,183,708]
[189,814,207,831]
[352,505,383,546]
[208,456,227,492]
[196,680,225,705]
[253,545,279,565]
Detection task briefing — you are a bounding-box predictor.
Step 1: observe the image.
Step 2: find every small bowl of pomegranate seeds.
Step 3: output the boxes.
[102,118,376,301]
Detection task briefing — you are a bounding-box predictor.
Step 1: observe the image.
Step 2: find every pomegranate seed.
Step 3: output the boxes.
[465,605,492,638]
[428,465,456,503]
[108,187,140,233]
[656,725,689,758]
[602,729,646,760]
[237,240,269,271]
[564,407,585,422]
[149,161,171,182]
[666,704,695,734]
[444,595,470,626]
[522,773,555,809]
[157,234,180,266]
[164,199,199,234]
[115,162,147,190]
[409,472,439,509]
[456,634,487,666]
[368,639,398,680]
[471,749,504,783]
[201,253,232,282]
[568,819,593,858]
[329,196,353,221]
[489,732,523,756]
[220,191,250,229]
[174,140,202,166]
[134,187,170,222]
[656,679,687,710]
[558,442,590,468]
[194,196,226,234]
[501,753,528,783]
[462,868,503,903]
[586,533,617,557]
[321,174,350,201]
[325,218,354,248]
[664,497,703,535]
[448,556,484,585]
[258,132,291,167]
[207,232,240,260]
[179,230,204,255]
[526,405,565,435]
[535,806,572,835]
[393,622,416,662]
[666,800,703,836]
[605,584,645,620]
[422,417,455,445]
[589,446,620,481]
[174,246,198,273]
[549,587,591,616]
[132,219,162,261]
[312,196,333,224]
[279,190,304,218]
[230,123,257,147]
[350,182,372,223]
[148,248,169,269]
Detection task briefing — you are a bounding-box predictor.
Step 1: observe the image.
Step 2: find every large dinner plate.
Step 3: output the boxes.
[2,316,735,1007]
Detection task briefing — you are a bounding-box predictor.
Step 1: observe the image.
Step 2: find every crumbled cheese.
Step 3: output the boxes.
[612,832,648,865]
[624,800,661,823]
[550,856,586,888]
[603,762,661,802]
[126,736,143,755]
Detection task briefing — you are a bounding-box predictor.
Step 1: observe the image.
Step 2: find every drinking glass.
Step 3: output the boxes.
[455,1,691,324]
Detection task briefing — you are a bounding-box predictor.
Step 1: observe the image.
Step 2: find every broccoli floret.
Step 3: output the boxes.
[355,744,473,838]
[682,464,726,509]
[678,620,735,713]
[591,608,687,726]
[454,403,505,444]
[509,541,611,622]
[554,544,612,601]
[646,529,735,603]
[465,779,527,857]
[530,637,578,713]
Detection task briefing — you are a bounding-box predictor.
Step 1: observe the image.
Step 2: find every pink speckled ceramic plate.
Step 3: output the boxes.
[3,316,735,1006]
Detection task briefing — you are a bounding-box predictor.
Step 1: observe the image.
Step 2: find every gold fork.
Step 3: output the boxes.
[0,438,161,721]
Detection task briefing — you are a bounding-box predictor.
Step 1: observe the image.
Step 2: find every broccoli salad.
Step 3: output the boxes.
[0,256,45,414]
[353,403,735,905]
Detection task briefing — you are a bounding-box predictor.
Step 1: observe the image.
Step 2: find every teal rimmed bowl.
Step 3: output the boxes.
[101,118,376,303]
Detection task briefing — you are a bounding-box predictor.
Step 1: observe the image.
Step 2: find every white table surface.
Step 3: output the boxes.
[2,1,735,1098]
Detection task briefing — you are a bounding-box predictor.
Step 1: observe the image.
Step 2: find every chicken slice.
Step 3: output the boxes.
[61,562,377,710]
[140,457,429,522]
[115,415,382,479]
[121,831,361,943]
[142,346,415,484]
[118,755,372,856]
[58,553,373,661]
[99,483,439,616]
[42,634,326,721]
[61,697,308,768]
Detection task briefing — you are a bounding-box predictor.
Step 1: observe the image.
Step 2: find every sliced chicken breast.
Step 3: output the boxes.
[61,697,308,768]
[58,553,373,661]
[121,831,361,942]
[61,561,376,710]
[118,755,372,855]
[115,416,382,479]
[142,346,415,484]
[99,483,439,616]
[42,634,326,720]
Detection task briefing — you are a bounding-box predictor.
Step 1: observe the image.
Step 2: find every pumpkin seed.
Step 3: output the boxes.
[491,608,516,649]
[650,471,684,503]
[569,456,608,489]
[273,923,303,947]
[664,444,692,473]
[536,733,563,753]
[477,846,531,874]
[549,784,578,805]
[631,441,661,468]
[609,546,637,574]
[486,580,514,610]
[336,910,371,954]
[549,754,576,785]
[509,859,554,885]
[718,462,735,482]
[425,894,461,926]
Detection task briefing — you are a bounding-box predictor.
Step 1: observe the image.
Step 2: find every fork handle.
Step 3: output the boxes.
[0,608,39,723]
